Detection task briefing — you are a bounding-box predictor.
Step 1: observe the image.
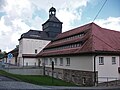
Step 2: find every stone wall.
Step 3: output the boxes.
[45,67,95,86]
[3,66,96,86]
[63,69,95,86]
[45,67,64,79]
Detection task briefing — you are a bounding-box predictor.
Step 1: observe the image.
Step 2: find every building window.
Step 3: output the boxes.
[49,58,52,65]
[35,49,37,53]
[54,58,57,65]
[112,57,116,65]
[60,58,63,66]
[66,58,70,66]
[45,58,48,65]
[99,57,104,65]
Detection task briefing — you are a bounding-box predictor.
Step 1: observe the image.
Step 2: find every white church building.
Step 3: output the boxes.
[17,7,62,67]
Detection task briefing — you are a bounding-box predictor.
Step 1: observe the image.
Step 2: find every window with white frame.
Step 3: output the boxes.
[112,57,116,65]
[60,58,63,66]
[54,58,57,65]
[99,57,104,65]
[66,58,70,66]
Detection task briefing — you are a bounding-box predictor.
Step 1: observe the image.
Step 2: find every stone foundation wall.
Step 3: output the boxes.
[63,69,95,86]
[45,67,64,79]
[45,67,95,86]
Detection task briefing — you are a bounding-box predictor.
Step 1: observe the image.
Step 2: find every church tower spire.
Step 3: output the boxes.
[49,7,56,18]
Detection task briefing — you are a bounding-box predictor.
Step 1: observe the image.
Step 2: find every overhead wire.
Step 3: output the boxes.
[93,0,108,22]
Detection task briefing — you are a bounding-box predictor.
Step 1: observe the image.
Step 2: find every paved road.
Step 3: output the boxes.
[0,75,120,90]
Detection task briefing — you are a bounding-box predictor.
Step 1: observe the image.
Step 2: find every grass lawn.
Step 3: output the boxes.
[0,70,76,86]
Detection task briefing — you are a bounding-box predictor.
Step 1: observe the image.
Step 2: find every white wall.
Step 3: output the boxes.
[42,56,93,71]
[3,57,15,64]
[22,38,50,54]
[17,57,38,66]
[18,38,50,66]
[18,38,50,57]
[96,55,120,82]
[23,58,38,66]
[17,57,23,66]
[10,57,16,64]
[42,55,120,82]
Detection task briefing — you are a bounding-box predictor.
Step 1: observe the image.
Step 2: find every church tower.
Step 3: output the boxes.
[42,7,63,38]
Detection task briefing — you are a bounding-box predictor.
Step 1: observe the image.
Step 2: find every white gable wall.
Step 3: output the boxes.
[19,38,50,55]
[18,38,50,66]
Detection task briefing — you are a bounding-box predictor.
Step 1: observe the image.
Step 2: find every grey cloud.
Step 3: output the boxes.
[3,15,13,26]
[0,0,7,12]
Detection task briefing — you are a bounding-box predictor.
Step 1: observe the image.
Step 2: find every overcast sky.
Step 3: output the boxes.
[0,0,120,52]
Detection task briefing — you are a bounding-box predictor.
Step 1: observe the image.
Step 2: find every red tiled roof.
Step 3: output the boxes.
[45,33,90,48]
[55,23,91,40]
[37,23,120,57]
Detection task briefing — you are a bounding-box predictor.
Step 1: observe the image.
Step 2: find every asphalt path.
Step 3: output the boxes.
[0,75,120,90]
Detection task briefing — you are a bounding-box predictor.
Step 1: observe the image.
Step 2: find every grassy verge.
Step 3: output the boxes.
[0,70,76,86]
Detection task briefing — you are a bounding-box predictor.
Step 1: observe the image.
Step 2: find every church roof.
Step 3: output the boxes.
[48,15,62,23]
[37,22,120,57]
[42,15,62,26]
[49,7,56,12]
[19,30,53,41]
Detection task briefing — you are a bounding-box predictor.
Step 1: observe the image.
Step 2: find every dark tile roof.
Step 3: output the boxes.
[19,30,53,41]
[37,23,120,57]
[42,16,62,26]
[48,15,61,23]
[7,46,19,57]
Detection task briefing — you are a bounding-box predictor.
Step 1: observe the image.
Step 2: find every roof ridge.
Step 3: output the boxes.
[56,23,93,40]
